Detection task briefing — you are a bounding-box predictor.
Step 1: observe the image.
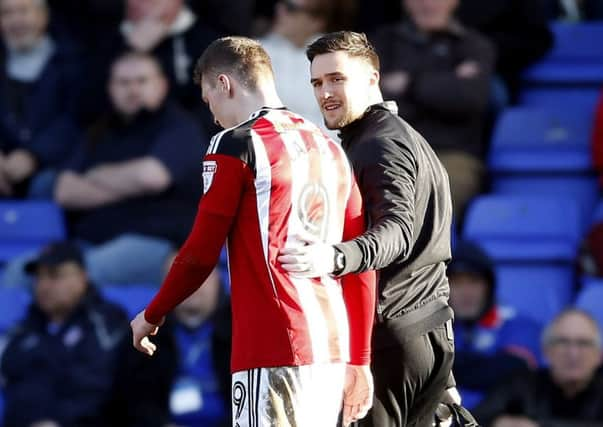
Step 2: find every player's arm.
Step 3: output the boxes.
[341,178,376,365]
[131,151,252,355]
[340,178,376,426]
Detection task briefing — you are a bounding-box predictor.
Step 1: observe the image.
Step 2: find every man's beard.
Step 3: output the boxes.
[324,109,354,130]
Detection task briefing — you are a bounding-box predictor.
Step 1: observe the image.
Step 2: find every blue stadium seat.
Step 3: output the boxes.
[0,390,4,427]
[492,175,598,232]
[489,107,593,174]
[0,287,30,333]
[0,201,66,263]
[575,277,603,332]
[102,285,157,319]
[458,388,484,411]
[523,22,603,85]
[592,198,603,224]
[495,265,573,326]
[463,195,581,263]
[519,87,600,113]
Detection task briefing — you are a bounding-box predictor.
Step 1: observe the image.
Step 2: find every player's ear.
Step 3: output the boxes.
[217,74,232,96]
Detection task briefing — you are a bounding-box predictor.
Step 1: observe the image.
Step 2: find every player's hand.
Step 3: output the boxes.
[342,364,374,427]
[130,310,164,356]
[278,234,335,278]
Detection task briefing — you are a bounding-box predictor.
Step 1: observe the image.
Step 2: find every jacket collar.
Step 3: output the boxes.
[339,101,398,147]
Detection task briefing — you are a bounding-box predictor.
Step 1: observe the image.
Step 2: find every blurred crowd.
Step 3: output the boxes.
[0,0,603,426]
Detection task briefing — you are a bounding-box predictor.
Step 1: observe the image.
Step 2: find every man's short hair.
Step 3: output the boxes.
[193,36,274,91]
[306,31,380,71]
[110,51,165,77]
[541,308,602,349]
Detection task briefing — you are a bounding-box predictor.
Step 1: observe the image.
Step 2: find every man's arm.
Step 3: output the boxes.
[278,136,417,276]
[409,36,495,118]
[54,171,123,209]
[131,153,251,354]
[84,156,172,197]
[335,136,417,275]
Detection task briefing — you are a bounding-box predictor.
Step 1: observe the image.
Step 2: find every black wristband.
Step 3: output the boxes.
[332,246,346,275]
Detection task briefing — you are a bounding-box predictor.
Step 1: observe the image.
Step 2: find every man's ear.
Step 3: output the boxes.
[369,69,380,88]
[217,74,232,97]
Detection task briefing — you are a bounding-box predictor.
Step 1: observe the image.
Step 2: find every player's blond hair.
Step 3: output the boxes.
[193,36,275,91]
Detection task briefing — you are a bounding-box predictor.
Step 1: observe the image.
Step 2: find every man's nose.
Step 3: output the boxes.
[320,86,333,100]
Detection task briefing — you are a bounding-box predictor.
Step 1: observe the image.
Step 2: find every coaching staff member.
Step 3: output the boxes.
[279,31,455,427]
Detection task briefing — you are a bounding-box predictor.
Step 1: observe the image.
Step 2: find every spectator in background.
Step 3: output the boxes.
[370,0,494,223]
[1,51,206,288]
[474,309,603,427]
[79,0,220,130]
[187,0,254,36]
[260,0,355,135]
[47,0,123,49]
[0,242,176,427]
[116,0,219,132]
[545,0,603,21]
[448,241,541,408]
[1,242,126,427]
[170,267,231,427]
[0,0,81,198]
[355,0,402,34]
[456,0,553,103]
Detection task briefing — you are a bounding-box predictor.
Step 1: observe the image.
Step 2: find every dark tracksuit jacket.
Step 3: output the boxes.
[334,101,454,348]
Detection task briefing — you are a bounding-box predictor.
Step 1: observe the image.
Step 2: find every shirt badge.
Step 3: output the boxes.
[202,161,218,194]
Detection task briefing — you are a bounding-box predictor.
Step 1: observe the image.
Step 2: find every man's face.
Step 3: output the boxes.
[310,51,377,130]
[545,313,602,387]
[201,75,238,129]
[448,271,489,320]
[126,0,182,23]
[0,0,47,51]
[109,58,168,117]
[276,0,325,41]
[34,261,88,320]
[404,0,458,32]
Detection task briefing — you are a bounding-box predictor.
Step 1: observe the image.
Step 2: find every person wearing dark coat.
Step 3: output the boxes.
[370,0,495,222]
[1,241,178,427]
[0,0,81,198]
[82,0,221,134]
[448,241,542,408]
[456,0,553,101]
[474,309,603,427]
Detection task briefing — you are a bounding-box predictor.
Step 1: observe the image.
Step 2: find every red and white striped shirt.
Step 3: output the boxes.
[145,107,375,373]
